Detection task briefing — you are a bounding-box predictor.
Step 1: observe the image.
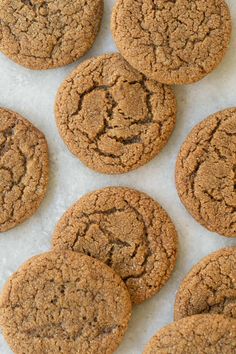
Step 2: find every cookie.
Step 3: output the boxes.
[174,247,236,321]
[176,108,236,237]
[0,250,131,354]
[52,187,178,304]
[0,108,48,232]
[143,314,236,354]
[111,0,232,85]
[55,53,176,174]
[0,0,103,70]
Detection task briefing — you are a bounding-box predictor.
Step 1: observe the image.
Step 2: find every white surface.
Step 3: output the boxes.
[0,1,236,353]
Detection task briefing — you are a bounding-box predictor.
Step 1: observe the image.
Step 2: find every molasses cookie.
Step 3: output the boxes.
[55,53,176,174]
[0,250,131,354]
[0,0,103,69]
[0,108,48,232]
[52,187,178,304]
[174,247,236,320]
[111,0,232,84]
[176,108,236,237]
[143,314,236,353]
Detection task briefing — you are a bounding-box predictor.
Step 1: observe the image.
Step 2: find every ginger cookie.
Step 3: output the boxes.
[52,187,178,304]
[0,0,103,70]
[176,108,236,237]
[174,247,236,321]
[0,250,131,354]
[111,0,232,85]
[143,314,236,354]
[0,108,48,232]
[55,53,176,174]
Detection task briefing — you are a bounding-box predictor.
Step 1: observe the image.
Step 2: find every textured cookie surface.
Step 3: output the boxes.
[176,108,236,237]
[143,314,236,354]
[55,53,176,174]
[111,0,231,84]
[0,0,103,69]
[174,247,236,320]
[0,108,48,232]
[0,251,131,354]
[53,187,178,304]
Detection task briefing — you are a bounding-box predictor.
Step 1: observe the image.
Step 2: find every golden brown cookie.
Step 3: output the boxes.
[143,314,236,354]
[0,0,103,70]
[0,250,132,354]
[176,108,236,238]
[174,247,236,321]
[52,187,178,304]
[0,108,48,232]
[55,53,176,174]
[111,0,232,85]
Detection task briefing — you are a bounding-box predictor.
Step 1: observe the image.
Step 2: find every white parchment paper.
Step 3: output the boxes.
[0,1,236,353]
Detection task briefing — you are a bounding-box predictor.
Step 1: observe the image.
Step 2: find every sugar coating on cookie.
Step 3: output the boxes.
[174,247,236,320]
[0,251,131,354]
[143,314,236,353]
[176,108,236,237]
[0,108,48,232]
[111,0,231,84]
[55,53,176,174]
[52,187,178,304]
[0,0,103,69]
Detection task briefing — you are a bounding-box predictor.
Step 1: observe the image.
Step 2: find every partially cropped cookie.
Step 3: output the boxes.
[176,108,236,237]
[174,247,236,320]
[111,0,231,85]
[52,187,178,304]
[0,108,48,232]
[143,314,236,353]
[0,250,131,354]
[55,53,176,174]
[0,0,103,69]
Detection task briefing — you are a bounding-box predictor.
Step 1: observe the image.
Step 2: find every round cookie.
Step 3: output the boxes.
[143,314,236,353]
[0,0,103,70]
[176,108,236,237]
[111,0,232,85]
[55,53,176,174]
[0,250,132,354]
[52,187,178,304]
[174,247,236,321]
[0,108,48,232]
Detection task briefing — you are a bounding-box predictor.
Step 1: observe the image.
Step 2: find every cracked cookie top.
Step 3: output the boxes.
[0,108,48,232]
[0,250,132,354]
[0,0,103,69]
[143,314,236,353]
[55,53,176,174]
[111,0,232,84]
[174,247,236,321]
[176,108,236,238]
[52,187,178,304]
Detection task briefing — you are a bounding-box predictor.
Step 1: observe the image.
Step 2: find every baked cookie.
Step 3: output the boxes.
[52,187,178,304]
[0,250,131,354]
[111,0,232,85]
[176,108,236,237]
[174,247,236,320]
[0,0,103,70]
[55,53,176,174]
[0,108,48,232]
[143,314,236,354]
